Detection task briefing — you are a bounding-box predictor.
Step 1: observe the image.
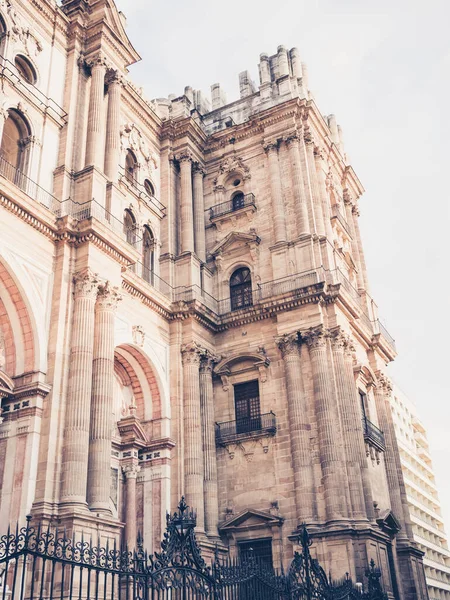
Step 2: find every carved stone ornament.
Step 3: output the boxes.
[7,1,43,56]
[122,464,140,479]
[120,123,157,172]
[96,281,122,311]
[73,269,99,299]
[181,341,203,365]
[217,155,250,179]
[277,332,300,357]
[132,325,145,347]
[376,371,393,395]
[303,326,329,350]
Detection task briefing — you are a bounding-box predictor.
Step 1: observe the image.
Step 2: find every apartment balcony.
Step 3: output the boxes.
[215,412,276,446]
[362,416,386,452]
[209,193,256,223]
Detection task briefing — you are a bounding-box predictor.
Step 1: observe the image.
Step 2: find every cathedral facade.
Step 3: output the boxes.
[0,0,428,598]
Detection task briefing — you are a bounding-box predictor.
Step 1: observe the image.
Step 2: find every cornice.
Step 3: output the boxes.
[121,280,172,322]
[0,194,58,241]
[161,116,207,150]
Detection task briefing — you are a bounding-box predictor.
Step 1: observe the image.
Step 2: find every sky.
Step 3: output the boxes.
[114,0,450,522]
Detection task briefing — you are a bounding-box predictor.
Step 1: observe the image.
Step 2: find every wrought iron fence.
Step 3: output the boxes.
[0,498,388,600]
[362,417,386,453]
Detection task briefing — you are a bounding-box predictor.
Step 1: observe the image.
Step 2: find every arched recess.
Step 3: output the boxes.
[0,259,39,376]
[0,13,7,55]
[0,108,32,175]
[114,344,162,425]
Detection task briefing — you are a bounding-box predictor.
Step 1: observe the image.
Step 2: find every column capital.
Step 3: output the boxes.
[199,352,220,373]
[122,464,140,479]
[302,327,329,350]
[105,69,126,88]
[86,53,109,72]
[263,140,279,154]
[284,132,300,146]
[313,146,326,161]
[176,151,194,164]
[276,332,300,357]
[181,341,203,365]
[376,371,392,395]
[352,204,361,218]
[96,281,122,311]
[73,268,99,299]
[193,162,206,176]
[303,129,314,145]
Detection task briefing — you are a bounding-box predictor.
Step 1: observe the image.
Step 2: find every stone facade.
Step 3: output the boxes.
[0,0,430,598]
[390,384,450,600]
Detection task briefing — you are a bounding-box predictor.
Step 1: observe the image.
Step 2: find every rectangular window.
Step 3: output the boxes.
[359,390,368,420]
[239,538,273,569]
[234,380,261,435]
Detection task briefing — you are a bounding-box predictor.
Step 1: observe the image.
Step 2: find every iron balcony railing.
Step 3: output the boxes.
[362,416,386,452]
[0,54,67,123]
[118,166,166,216]
[331,204,352,237]
[215,411,276,446]
[209,193,256,220]
[61,198,143,252]
[0,154,62,215]
[129,260,174,299]
[373,318,396,351]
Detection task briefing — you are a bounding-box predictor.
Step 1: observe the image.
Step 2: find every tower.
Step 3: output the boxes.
[0,1,429,598]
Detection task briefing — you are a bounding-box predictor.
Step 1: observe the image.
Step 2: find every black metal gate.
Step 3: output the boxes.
[0,498,387,600]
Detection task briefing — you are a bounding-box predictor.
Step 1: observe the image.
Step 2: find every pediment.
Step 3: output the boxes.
[377,509,401,535]
[220,509,284,532]
[87,0,141,67]
[215,352,269,376]
[211,231,260,258]
[117,414,147,444]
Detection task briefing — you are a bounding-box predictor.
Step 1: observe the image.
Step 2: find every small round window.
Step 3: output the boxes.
[144,179,155,196]
[233,179,241,187]
[14,55,37,84]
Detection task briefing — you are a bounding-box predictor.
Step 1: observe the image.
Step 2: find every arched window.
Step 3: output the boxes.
[125,150,137,184]
[142,225,155,285]
[0,109,31,180]
[144,179,155,197]
[230,267,252,311]
[123,209,137,246]
[232,191,245,211]
[14,55,37,84]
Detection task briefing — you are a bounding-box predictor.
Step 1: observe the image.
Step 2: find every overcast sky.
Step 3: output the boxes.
[114,0,450,523]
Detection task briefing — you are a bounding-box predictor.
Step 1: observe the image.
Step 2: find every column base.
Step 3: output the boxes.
[88,502,112,516]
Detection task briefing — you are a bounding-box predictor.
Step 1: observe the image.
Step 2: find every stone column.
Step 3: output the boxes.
[85,56,107,169]
[352,205,370,292]
[285,133,310,236]
[179,154,194,254]
[314,149,334,240]
[330,330,367,520]
[344,195,364,290]
[60,269,99,506]
[123,464,140,549]
[193,165,206,262]
[200,354,219,537]
[277,334,315,523]
[87,282,122,513]
[181,343,205,531]
[304,133,325,236]
[264,142,287,244]
[104,72,122,181]
[305,328,348,521]
[343,339,375,521]
[374,374,413,541]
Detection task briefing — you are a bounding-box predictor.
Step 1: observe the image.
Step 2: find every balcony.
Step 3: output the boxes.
[362,416,386,452]
[0,154,62,215]
[118,166,166,217]
[209,193,256,221]
[0,55,67,124]
[215,412,276,446]
[331,204,352,237]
